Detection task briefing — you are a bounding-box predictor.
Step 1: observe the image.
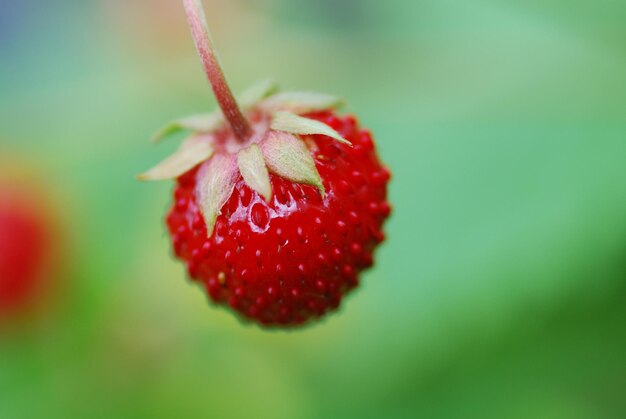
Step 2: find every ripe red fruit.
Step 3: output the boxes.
[140,0,391,327]
[166,111,390,326]
[0,183,54,321]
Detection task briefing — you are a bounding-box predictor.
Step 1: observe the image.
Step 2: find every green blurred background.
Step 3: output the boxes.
[1,0,626,417]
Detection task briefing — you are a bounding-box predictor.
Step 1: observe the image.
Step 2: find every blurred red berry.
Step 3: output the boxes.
[0,184,55,320]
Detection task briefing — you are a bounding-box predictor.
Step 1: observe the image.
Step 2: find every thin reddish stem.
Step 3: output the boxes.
[183,0,251,142]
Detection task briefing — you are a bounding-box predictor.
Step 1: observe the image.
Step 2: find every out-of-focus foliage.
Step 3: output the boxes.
[1,0,625,418]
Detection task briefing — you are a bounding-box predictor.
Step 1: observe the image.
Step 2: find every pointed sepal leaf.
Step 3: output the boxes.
[237,144,272,202]
[261,131,324,197]
[238,79,280,109]
[196,154,240,237]
[151,81,277,143]
[270,111,352,146]
[138,135,214,181]
[260,92,345,114]
[152,113,222,142]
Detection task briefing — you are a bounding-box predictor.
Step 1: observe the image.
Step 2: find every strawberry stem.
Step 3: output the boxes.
[183,0,251,142]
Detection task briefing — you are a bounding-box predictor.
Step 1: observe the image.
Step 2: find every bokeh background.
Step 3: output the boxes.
[1,0,626,417]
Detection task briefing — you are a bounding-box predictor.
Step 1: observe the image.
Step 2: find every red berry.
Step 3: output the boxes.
[164,112,390,327]
[0,183,55,322]
[139,0,392,328]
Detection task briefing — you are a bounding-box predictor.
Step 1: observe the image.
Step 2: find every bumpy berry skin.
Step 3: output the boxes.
[167,111,391,327]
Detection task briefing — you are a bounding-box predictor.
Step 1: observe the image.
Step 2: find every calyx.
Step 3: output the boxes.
[139,81,351,236]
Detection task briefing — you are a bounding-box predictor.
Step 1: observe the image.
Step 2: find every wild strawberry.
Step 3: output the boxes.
[139,0,391,327]
[0,180,55,322]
